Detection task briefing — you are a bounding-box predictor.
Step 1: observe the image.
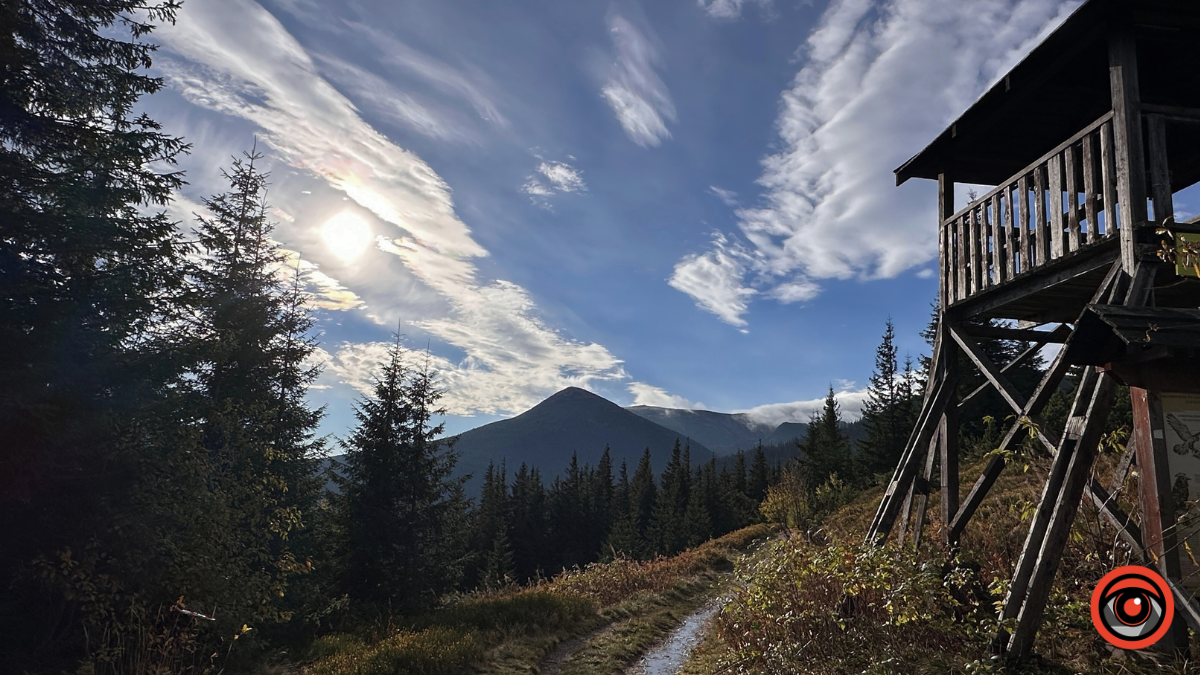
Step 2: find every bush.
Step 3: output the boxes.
[713,539,977,674]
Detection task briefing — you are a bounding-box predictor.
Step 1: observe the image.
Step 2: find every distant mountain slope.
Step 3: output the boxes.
[450,388,709,494]
[624,406,773,453]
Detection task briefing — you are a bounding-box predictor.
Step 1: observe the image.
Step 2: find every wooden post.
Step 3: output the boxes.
[1147,114,1174,223]
[1109,25,1147,272]
[1131,387,1189,652]
[939,173,953,308]
[940,319,960,547]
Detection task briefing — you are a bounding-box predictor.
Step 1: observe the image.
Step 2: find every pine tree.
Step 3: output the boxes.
[338,336,467,612]
[800,387,852,485]
[749,444,770,503]
[0,3,191,670]
[628,449,657,559]
[509,463,548,582]
[858,320,911,481]
[606,461,640,558]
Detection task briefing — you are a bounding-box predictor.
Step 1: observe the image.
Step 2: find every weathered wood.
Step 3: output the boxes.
[1165,574,1200,635]
[1100,120,1118,237]
[958,324,1071,409]
[993,194,1006,284]
[939,174,953,308]
[1018,175,1030,272]
[1147,114,1174,224]
[1033,165,1047,266]
[1082,131,1097,244]
[982,202,994,289]
[946,259,1119,544]
[1132,387,1178,570]
[1006,373,1116,660]
[1006,186,1018,279]
[1048,153,1065,259]
[955,242,1118,321]
[868,369,954,543]
[896,480,914,547]
[1109,26,1146,271]
[1107,435,1136,497]
[971,207,984,294]
[957,216,968,302]
[911,429,940,550]
[941,329,960,548]
[949,324,1027,416]
[1140,103,1200,121]
[959,324,1068,343]
[1065,143,1081,253]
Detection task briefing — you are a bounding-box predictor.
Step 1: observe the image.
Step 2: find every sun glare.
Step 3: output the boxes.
[322,211,372,262]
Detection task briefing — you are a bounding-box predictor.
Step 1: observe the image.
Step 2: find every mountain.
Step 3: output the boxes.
[449,387,709,494]
[623,406,775,453]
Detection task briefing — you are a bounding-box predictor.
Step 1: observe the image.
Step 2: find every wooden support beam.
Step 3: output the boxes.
[939,173,953,309]
[1085,478,1144,559]
[1006,373,1116,660]
[940,330,961,548]
[911,429,940,551]
[955,243,1118,321]
[958,324,1069,344]
[1109,25,1147,271]
[959,324,1071,408]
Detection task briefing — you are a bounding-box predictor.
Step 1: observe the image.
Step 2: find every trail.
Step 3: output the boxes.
[621,598,723,675]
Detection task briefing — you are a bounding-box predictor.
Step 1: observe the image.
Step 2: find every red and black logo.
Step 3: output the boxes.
[1090,566,1174,650]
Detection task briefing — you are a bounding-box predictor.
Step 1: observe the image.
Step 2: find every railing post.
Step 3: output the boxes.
[1109,24,1146,272]
[939,173,954,308]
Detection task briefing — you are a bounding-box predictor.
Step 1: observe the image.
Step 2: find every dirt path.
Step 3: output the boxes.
[621,598,723,675]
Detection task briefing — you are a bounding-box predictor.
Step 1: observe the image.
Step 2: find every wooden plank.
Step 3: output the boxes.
[957,216,968,302]
[896,481,914,547]
[959,324,1068,343]
[958,324,1071,408]
[955,243,1119,321]
[992,194,1006,284]
[942,112,1114,226]
[1147,114,1174,223]
[911,429,940,550]
[939,174,953,308]
[1109,27,1147,272]
[1033,165,1047,267]
[971,207,984,295]
[1065,144,1081,253]
[1100,120,1118,237]
[1082,131,1097,244]
[1006,186,1018,280]
[1132,388,1179,570]
[1006,373,1117,660]
[1018,175,1030,273]
[1049,153,1065,260]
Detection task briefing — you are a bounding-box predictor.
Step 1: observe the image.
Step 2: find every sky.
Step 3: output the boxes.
[141,0,1094,441]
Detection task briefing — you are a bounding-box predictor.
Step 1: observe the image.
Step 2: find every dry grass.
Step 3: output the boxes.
[300,524,777,675]
[697,448,1200,674]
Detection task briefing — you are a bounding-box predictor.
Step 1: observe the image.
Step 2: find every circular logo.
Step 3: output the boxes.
[1090,565,1174,650]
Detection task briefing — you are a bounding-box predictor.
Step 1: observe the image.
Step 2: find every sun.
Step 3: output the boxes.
[322,211,372,262]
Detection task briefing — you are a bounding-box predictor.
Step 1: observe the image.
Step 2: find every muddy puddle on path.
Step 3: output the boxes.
[623,600,723,675]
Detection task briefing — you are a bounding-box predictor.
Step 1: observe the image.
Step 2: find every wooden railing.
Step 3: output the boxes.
[942,112,1120,305]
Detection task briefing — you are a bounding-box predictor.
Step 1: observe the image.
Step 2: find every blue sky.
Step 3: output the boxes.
[143,0,1089,440]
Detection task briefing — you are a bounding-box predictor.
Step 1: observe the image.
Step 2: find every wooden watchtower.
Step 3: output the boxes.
[865,0,1200,660]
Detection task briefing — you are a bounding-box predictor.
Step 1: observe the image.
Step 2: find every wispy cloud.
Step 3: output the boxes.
[347,21,508,129]
[671,0,1081,326]
[628,382,705,410]
[522,160,586,207]
[601,12,676,147]
[697,0,772,20]
[313,53,473,143]
[280,249,366,311]
[668,233,755,329]
[708,185,739,207]
[158,0,627,416]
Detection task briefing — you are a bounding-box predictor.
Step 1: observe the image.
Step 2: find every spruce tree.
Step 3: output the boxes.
[858,320,909,480]
[0,3,191,670]
[749,444,770,503]
[628,449,657,559]
[800,387,852,486]
[338,336,467,612]
[509,463,548,582]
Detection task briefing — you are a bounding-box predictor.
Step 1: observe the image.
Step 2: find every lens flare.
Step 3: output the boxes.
[322,212,372,262]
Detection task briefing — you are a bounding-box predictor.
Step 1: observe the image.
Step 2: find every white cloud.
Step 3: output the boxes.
[708,185,739,207]
[313,53,472,142]
[280,248,366,311]
[672,0,1082,324]
[735,385,869,427]
[628,382,705,410]
[601,13,676,147]
[158,0,627,416]
[698,0,772,20]
[537,161,586,193]
[668,233,756,327]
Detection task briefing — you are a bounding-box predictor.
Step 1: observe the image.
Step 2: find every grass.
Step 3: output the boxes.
[300,523,777,675]
[684,447,1200,674]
